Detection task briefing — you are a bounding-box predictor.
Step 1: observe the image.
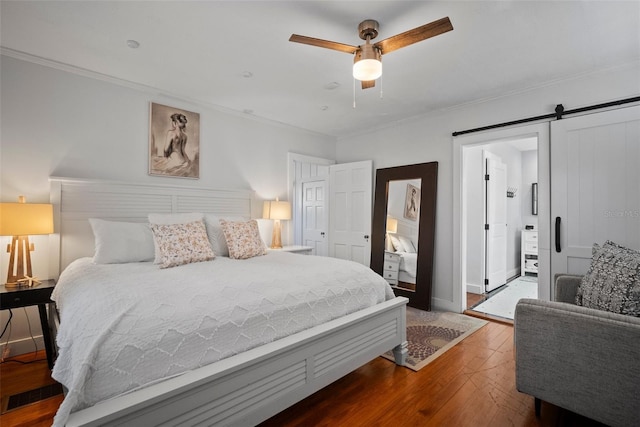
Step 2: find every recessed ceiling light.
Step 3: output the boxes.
[320,105,329,111]
[243,109,254,114]
[126,39,140,49]
[323,82,340,90]
[241,71,253,78]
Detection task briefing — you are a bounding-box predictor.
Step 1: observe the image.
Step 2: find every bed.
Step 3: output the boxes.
[48,177,408,427]
[388,227,418,285]
[397,251,418,284]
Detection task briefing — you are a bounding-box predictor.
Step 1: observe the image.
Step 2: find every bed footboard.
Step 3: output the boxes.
[65,297,408,427]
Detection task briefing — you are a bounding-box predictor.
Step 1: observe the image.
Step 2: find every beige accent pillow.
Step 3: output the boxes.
[150,220,214,268]
[148,212,205,263]
[219,219,267,260]
[203,214,247,257]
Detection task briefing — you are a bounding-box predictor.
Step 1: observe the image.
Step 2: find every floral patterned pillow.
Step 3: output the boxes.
[576,240,640,317]
[219,219,267,260]
[150,220,215,268]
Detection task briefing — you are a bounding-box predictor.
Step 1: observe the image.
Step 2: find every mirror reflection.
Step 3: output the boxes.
[372,161,437,311]
[385,179,421,292]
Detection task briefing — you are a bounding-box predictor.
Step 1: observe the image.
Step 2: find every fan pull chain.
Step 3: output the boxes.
[379,75,383,99]
[353,77,356,108]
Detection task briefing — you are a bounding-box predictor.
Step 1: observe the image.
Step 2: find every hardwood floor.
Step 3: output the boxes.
[0,350,64,427]
[1,323,604,427]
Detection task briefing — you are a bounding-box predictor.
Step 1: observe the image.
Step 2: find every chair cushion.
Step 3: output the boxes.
[576,240,640,316]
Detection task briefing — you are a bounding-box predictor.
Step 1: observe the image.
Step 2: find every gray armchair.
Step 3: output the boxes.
[514,274,640,427]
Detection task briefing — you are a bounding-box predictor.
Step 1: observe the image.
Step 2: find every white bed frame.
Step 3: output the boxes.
[49,177,408,427]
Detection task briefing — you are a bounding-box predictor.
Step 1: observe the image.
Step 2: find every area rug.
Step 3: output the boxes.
[383,307,488,371]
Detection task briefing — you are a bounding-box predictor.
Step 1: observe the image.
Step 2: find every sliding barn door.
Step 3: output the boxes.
[329,161,373,266]
[551,105,640,287]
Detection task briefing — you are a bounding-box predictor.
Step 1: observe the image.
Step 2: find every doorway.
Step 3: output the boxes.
[464,138,539,319]
[452,122,551,315]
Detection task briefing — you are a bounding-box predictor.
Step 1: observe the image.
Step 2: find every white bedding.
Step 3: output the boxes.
[51,252,394,426]
[398,252,418,278]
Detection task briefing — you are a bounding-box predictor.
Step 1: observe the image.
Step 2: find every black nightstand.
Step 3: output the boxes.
[0,279,56,369]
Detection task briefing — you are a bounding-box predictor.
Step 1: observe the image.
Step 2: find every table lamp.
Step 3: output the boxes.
[386,217,398,234]
[0,196,54,287]
[263,198,291,249]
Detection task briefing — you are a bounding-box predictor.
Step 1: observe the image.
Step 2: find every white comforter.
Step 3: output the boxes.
[398,252,418,277]
[51,252,394,426]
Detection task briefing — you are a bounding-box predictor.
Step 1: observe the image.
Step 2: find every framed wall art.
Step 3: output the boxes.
[404,183,420,221]
[149,102,200,179]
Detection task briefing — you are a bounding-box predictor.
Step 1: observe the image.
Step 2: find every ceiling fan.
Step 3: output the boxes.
[289,17,453,89]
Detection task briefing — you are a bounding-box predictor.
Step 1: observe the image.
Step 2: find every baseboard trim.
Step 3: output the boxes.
[0,335,44,358]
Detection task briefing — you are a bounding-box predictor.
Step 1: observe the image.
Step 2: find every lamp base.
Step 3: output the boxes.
[5,235,33,287]
[270,220,283,249]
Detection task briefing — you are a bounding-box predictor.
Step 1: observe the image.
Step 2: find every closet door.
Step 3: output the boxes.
[302,178,329,256]
[551,106,640,289]
[329,160,373,265]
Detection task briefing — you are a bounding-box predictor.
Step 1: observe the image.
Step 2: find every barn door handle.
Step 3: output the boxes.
[320,232,325,237]
[555,217,561,253]
[364,235,370,241]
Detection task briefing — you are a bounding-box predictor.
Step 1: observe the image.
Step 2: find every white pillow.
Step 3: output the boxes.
[389,235,402,252]
[398,235,417,253]
[203,214,247,257]
[89,218,155,264]
[148,213,204,263]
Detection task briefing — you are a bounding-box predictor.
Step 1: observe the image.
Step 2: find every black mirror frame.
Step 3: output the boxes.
[370,162,438,311]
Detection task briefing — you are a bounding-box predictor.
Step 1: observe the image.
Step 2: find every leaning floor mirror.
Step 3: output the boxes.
[370,162,438,311]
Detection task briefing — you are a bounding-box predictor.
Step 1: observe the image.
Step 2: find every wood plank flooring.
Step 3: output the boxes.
[0,350,64,427]
[1,323,604,427]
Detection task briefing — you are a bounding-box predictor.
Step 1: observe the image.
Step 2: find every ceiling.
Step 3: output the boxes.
[1,1,639,138]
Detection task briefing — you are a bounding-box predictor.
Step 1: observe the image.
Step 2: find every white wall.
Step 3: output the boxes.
[0,55,337,355]
[337,61,640,311]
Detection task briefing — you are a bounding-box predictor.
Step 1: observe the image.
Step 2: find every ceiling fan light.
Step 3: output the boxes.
[353,59,382,81]
[353,43,382,81]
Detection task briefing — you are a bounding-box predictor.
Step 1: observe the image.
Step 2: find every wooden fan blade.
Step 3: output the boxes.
[289,34,358,54]
[374,17,453,55]
[361,80,376,89]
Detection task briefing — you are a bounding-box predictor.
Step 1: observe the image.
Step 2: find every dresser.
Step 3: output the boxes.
[521,230,538,276]
[383,251,401,285]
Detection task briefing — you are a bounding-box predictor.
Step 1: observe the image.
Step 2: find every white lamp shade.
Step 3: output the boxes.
[0,203,54,236]
[263,200,291,221]
[386,217,398,234]
[353,59,382,81]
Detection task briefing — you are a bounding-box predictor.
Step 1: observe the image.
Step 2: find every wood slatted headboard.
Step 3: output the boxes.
[49,177,256,277]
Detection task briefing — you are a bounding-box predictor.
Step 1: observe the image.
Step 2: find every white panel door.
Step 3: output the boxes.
[302,179,328,256]
[551,105,640,285]
[484,152,508,292]
[329,161,373,265]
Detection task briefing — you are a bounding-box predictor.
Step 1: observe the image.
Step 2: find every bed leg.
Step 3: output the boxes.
[392,341,408,365]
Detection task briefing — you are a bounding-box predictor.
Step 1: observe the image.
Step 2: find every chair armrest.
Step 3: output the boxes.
[514,298,640,426]
[554,274,583,303]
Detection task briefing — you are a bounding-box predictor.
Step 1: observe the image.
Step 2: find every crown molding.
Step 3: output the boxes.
[1,47,334,140]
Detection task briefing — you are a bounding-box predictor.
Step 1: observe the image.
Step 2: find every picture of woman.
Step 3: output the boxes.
[404,183,420,220]
[149,103,200,178]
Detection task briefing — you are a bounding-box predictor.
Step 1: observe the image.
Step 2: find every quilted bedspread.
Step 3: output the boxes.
[51,252,394,426]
